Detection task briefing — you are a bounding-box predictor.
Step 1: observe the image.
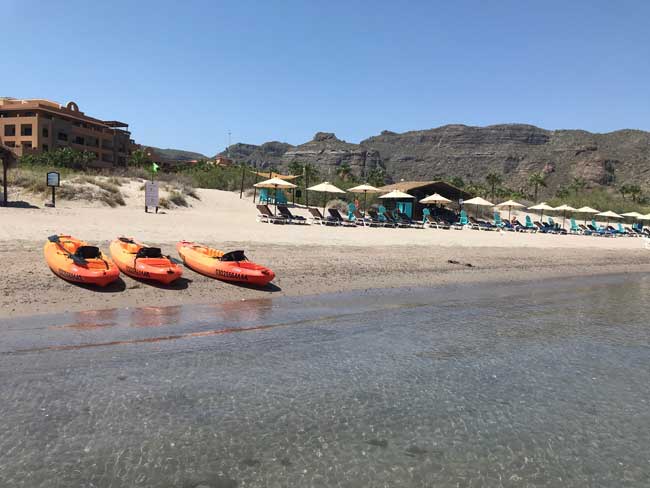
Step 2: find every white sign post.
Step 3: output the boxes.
[145,181,159,213]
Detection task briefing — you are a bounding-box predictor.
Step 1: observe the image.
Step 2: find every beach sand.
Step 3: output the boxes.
[1,185,649,318]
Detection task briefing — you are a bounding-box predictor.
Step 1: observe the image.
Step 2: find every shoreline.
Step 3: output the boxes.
[2,240,649,319]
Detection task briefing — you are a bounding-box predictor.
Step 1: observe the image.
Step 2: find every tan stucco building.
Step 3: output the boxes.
[0,97,133,166]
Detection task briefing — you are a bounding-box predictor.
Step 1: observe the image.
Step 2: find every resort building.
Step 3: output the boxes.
[0,97,134,166]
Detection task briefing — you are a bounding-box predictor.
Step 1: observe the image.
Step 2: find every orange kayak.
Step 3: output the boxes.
[109,237,182,285]
[177,241,275,286]
[44,235,120,287]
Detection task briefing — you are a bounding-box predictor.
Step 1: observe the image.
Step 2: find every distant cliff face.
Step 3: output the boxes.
[220,124,650,195]
[280,132,383,178]
[361,124,650,192]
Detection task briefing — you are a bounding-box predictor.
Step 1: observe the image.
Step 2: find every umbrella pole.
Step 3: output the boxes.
[508,207,512,221]
[363,191,367,215]
[274,185,278,215]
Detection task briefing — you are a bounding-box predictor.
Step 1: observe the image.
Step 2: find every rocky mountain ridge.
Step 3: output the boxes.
[217,124,650,195]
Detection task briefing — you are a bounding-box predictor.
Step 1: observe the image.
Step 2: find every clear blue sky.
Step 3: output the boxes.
[5,0,649,155]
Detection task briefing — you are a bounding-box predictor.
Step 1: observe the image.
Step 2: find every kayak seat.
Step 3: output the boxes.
[219,250,247,262]
[136,247,163,259]
[75,246,101,259]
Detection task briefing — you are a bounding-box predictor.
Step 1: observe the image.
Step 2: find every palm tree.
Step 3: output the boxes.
[618,184,630,200]
[528,172,547,202]
[628,184,642,203]
[485,172,503,201]
[129,148,153,167]
[449,176,465,188]
[368,168,385,187]
[570,177,587,195]
[336,163,352,182]
[288,161,304,177]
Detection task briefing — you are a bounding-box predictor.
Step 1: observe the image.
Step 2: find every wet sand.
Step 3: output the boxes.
[2,240,650,318]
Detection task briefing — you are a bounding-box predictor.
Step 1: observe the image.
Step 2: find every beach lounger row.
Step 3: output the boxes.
[257,204,650,238]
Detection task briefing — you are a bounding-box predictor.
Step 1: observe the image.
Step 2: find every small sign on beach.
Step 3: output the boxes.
[145,181,159,213]
[46,171,60,207]
[46,171,60,187]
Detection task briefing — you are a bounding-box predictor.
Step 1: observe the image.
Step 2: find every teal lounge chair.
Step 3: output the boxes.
[348,202,356,221]
[569,218,581,234]
[422,207,431,225]
[378,205,388,222]
[525,215,537,232]
[452,210,469,229]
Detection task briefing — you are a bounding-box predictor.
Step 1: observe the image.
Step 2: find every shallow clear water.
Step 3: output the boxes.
[1,274,650,487]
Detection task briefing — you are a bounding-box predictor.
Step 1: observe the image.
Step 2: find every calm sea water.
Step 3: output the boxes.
[1,274,650,487]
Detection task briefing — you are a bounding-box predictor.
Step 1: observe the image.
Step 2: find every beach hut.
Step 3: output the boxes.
[464,197,494,219]
[495,199,525,221]
[307,181,346,213]
[254,177,297,215]
[376,181,470,219]
[347,184,381,213]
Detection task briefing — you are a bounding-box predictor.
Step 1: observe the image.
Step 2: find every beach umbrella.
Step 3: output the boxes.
[254,177,297,215]
[596,210,623,226]
[621,211,644,219]
[553,204,576,229]
[495,199,525,221]
[575,206,600,224]
[528,202,555,222]
[307,181,346,213]
[419,193,452,205]
[639,214,650,220]
[379,190,415,214]
[464,196,494,219]
[347,184,381,213]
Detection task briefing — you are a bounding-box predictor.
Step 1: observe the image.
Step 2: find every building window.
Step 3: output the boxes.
[4,141,15,147]
[21,141,32,149]
[57,131,68,142]
[4,124,16,136]
[73,135,84,145]
[42,127,49,138]
[21,124,33,136]
[43,144,49,152]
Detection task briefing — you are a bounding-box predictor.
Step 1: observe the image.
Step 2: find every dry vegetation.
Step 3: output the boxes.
[6,167,199,209]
